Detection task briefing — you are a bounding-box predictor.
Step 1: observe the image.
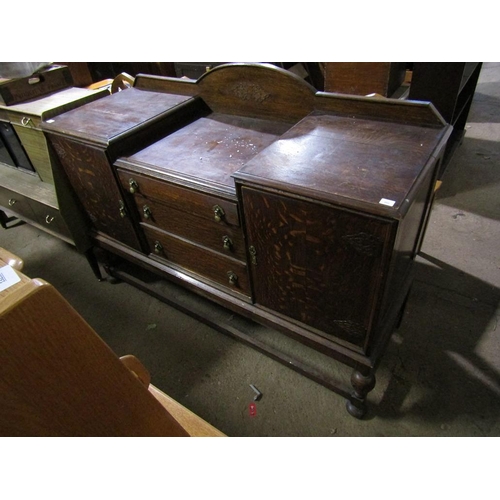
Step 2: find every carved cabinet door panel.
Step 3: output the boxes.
[241,187,395,350]
[48,135,143,251]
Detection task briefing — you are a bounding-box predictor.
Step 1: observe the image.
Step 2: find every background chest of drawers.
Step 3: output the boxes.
[0,86,108,261]
[42,64,452,417]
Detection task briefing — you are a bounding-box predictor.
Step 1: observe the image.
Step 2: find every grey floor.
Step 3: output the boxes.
[2,63,500,437]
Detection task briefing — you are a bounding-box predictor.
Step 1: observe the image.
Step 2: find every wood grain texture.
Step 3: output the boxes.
[128,193,247,261]
[149,385,225,437]
[0,278,190,436]
[13,125,53,183]
[48,135,143,250]
[323,62,406,96]
[197,63,316,122]
[0,87,108,126]
[0,65,72,106]
[143,224,251,298]
[117,112,290,194]
[234,111,449,217]
[41,87,193,147]
[0,254,224,436]
[116,168,241,227]
[241,187,393,348]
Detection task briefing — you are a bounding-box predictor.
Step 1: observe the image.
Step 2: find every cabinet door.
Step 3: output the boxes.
[48,135,143,251]
[241,187,394,349]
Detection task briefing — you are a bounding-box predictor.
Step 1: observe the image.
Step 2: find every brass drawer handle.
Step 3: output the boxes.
[45,215,54,224]
[249,245,257,265]
[222,235,233,251]
[213,204,225,223]
[143,205,152,219]
[154,241,163,254]
[21,116,34,127]
[119,200,127,218]
[8,198,17,206]
[129,178,139,194]
[227,271,238,286]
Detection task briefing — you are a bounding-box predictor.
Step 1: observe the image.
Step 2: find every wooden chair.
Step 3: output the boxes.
[0,248,224,437]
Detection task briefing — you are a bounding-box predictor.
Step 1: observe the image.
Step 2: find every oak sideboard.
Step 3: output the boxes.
[42,63,452,417]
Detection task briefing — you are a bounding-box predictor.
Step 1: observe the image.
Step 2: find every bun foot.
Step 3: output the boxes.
[346,399,367,419]
[346,369,376,419]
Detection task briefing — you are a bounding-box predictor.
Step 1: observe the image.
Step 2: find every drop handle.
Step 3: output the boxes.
[45,215,54,224]
[213,204,225,223]
[129,178,139,193]
[154,241,163,254]
[21,116,34,127]
[227,271,238,286]
[119,200,127,218]
[8,198,17,206]
[222,235,233,251]
[143,205,152,219]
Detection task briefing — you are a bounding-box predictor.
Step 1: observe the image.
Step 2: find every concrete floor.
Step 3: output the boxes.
[2,63,500,437]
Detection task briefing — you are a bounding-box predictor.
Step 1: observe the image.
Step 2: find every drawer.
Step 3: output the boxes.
[117,169,240,227]
[0,187,37,221]
[30,202,71,239]
[132,193,247,261]
[0,186,71,239]
[143,225,251,298]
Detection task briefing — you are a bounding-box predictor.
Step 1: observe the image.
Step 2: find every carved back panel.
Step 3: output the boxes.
[197,63,316,122]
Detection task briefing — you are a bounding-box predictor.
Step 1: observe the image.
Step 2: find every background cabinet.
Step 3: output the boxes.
[409,62,482,174]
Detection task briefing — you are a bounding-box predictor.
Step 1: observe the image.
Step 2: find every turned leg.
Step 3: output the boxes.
[84,248,103,281]
[346,369,376,419]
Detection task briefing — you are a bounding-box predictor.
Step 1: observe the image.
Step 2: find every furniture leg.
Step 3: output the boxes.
[84,248,103,281]
[346,369,376,419]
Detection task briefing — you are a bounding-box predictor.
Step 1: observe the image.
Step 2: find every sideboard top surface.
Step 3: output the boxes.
[116,112,292,193]
[41,87,193,145]
[234,111,450,216]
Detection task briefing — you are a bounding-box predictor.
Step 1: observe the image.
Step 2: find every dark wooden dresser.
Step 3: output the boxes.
[42,63,452,418]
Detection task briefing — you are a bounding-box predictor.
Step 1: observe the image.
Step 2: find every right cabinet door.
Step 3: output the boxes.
[241,187,394,350]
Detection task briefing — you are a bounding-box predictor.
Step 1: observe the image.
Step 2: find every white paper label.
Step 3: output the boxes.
[379,198,396,207]
[0,265,21,292]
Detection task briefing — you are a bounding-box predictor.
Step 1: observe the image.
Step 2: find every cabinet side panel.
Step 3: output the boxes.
[47,135,143,251]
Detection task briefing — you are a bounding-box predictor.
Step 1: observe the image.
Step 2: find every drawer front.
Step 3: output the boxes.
[117,169,240,227]
[0,187,37,221]
[132,193,246,260]
[0,186,71,239]
[30,201,71,239]
[143,225,251,298]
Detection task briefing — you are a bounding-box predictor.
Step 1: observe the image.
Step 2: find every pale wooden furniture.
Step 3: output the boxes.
[0,249,224,437]
[0,86,109,279]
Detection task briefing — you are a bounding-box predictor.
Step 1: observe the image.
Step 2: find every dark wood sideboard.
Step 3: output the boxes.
[42,63,452,418]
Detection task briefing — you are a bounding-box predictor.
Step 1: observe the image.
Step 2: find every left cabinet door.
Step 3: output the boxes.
[48,134,143,251]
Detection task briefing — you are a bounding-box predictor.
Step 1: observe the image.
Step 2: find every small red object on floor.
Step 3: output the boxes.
[249,402,257,417]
